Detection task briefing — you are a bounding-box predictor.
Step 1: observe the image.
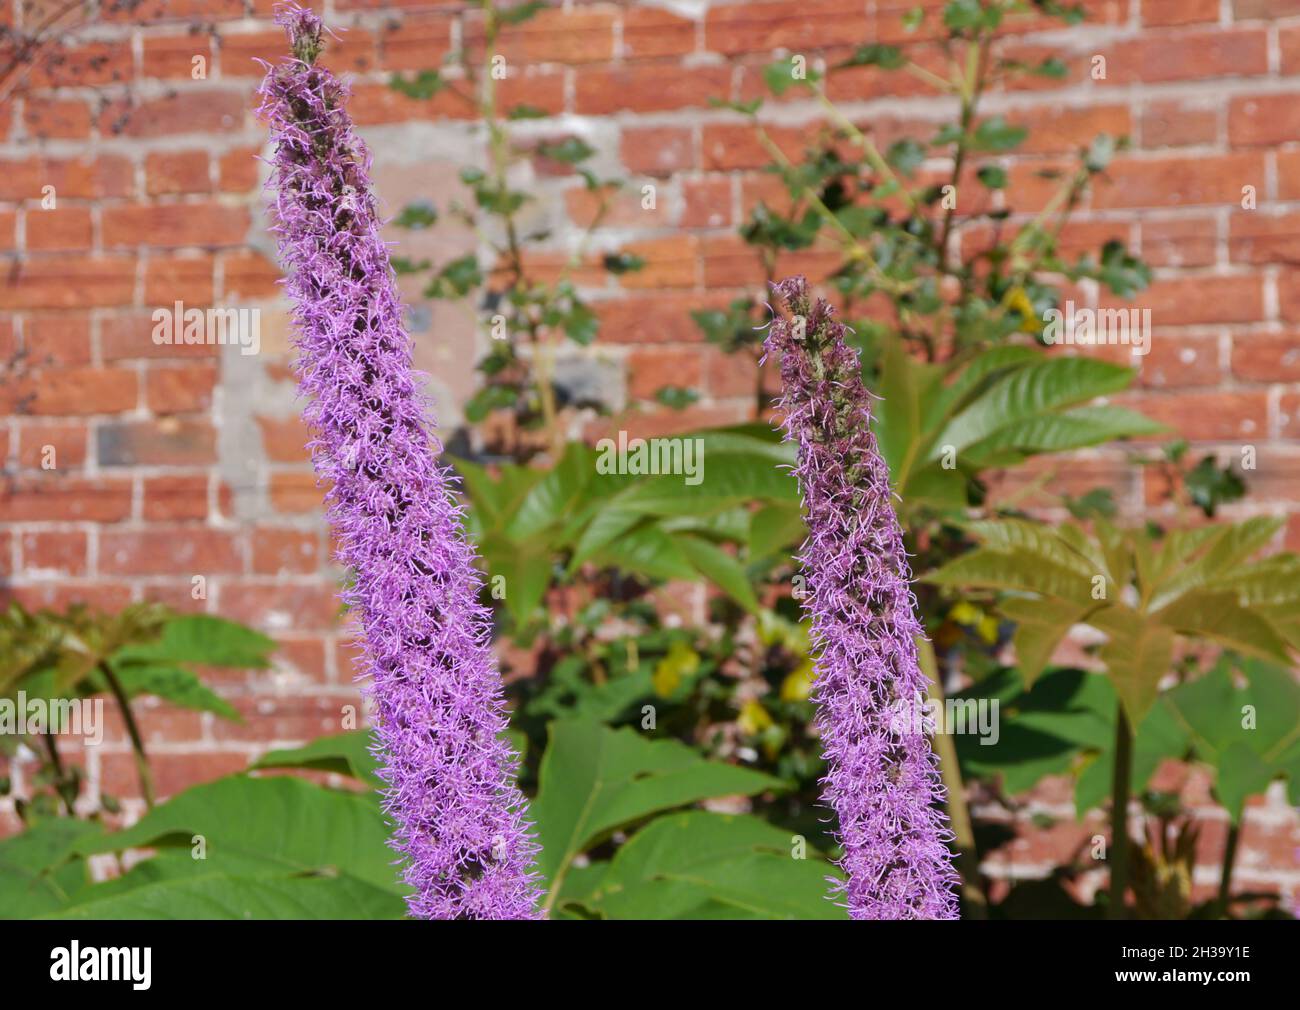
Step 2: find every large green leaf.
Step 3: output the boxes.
[924,549,1094,603]
[0,818,100,919]
[676,535,761,613]
[1092,607,1175,723]
[113,615,275,669]
[250,730,382,788]
[531,720,784,904]
[77,775,403,897]
[46,869,404,920]
[999,596,1096,688]
[95,661,240,720]
[583,811,846,920]
[931,357,1137,457]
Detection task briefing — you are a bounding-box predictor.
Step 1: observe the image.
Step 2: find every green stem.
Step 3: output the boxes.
[43,731,75,816]
[1216,820,1240,917]
[1108,701,1132,919]
[917,635,988,918]
[98,661,155,809]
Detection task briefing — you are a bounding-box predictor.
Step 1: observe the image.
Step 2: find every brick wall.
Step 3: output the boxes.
[1,0,1298,908]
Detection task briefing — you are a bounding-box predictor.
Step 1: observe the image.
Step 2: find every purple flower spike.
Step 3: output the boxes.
[258,4,542,920]
[765,277,959,920]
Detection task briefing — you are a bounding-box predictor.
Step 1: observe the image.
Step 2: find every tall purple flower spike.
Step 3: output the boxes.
[258,5,542,919]
[765,277,959,919]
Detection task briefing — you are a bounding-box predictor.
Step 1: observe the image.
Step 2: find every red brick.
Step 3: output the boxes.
[27,206,93,251]
[622,127,694,177]
[27,41,132,88]
[104,751,249,802]
[16,421,89,469]
[252,529,321,576]
[222,250,281,299]
[1102,29,1267,85]
[627,347,705,400]
[1233,0,1300,16]
[146,151,211,195]
[103,0,244,20]
[218,146,260,194]
[146,365,218,414]
[0,155,132,201]
[1092,154,1264,209]
[1141,99,1217,149]
[97,418,217,466]
[1232,332,1300,382]
[1140,217,1217,268]
[348,82,478,126]
[614,235,698,289]
[142,34,212,80]
[595,293,719,345]
[0,367,138,416]
[1010,105,1132,155]
[144,255,215,306]
[1282,25,1300,76]
[257,415,312,463]
[464,7,615,65]
[101,528,242,576]
[705,0,868,54]
[270,471,324,514]
[1137,332,1222,388]
[575,64,731,115]
[1101,275,1263,326]
[143,474,210,521]
[1127,390,1268,441]
[104,203,248,249]
[1141,0,1219,24]
[1229,212,1300,265]
[6,582,133,612]
[25,314,92,366]
[107,91,245,138]
[379,15,454,71]
[622,8,696,60]
[102,313,219,361]
[682,178,733,229]
[1229,95,1300,148]
[0,476,132,522]
[273,637,329,683]
[218,583,342,632]
[496,71,567,117]
[20,531,88,577]
[24,99,92,139]
[0,256,135,310]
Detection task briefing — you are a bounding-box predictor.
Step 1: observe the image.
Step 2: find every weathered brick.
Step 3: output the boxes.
[146,365,218,414]
[146,151,211,196]
[20,531,88,577]
[97,418,217,466]
[25,207,93,251]
[101,528,242,576]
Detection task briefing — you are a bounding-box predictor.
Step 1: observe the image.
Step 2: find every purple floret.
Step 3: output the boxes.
[258,4,542,920]
[765,277,959,920]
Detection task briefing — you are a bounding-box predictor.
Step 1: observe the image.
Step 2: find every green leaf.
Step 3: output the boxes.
[971,116,1026,152]
[99,661,240,721]
[46,870,404,920]
[586,812,845,920]
[392,202,438,229]
[388,70,446,100]
[532,721,784,900]
[748,502,806,560]
[0,817,100,919]
[78,775,403,897]
[924,549,1094,604]
[1092,607,1175,723]
[676,535,761,613]
[999,596,1095,688]
[114,615,275,670]
[250,730,382,788]
[837,44,904,70]
[536,136,596,165]
[932,357,1138,458]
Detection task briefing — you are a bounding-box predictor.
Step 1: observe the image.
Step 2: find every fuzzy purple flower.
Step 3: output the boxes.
[765,277,959,919]
[258,5,542,919]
